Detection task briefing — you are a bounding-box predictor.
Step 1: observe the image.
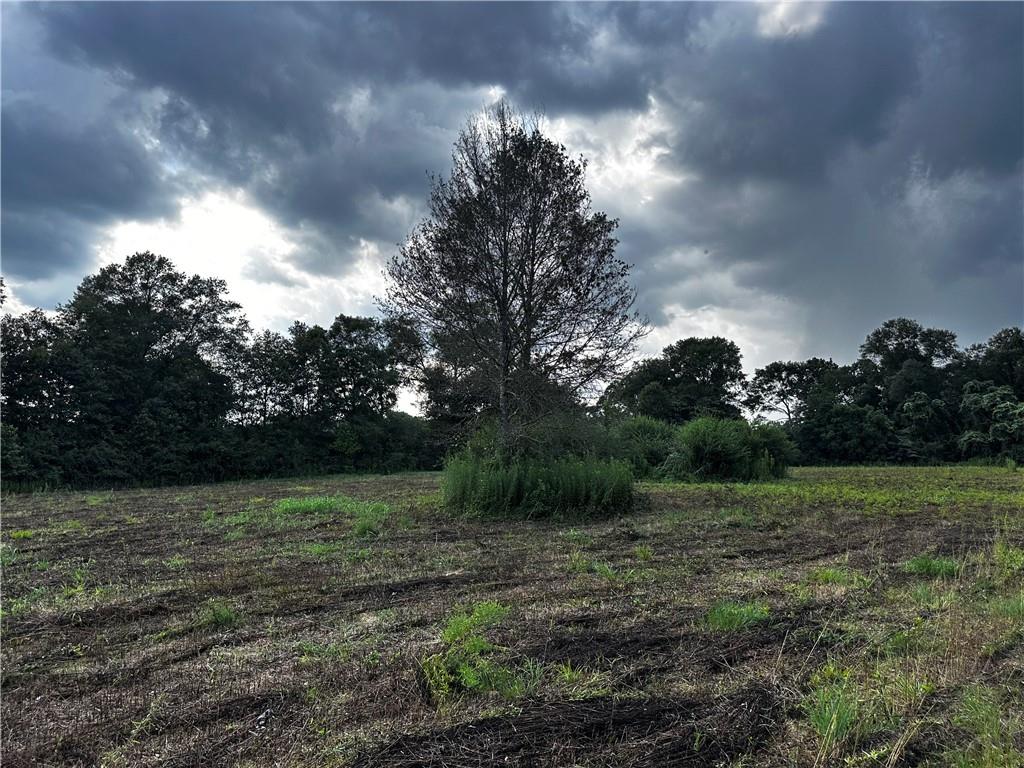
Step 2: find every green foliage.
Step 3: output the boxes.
[421,601,539,705]
[987,591,1024,619]
[608,336,745,423]
[948,686,1023,768]
[808,566,869,588]
[272,495,390,537]
[199,600,239,629]
[633,544,654,562]
[661,417,795,482]
[609,415,675,477]
[441,601,510,645]
[804,678,861,757]
[442,455,633,518]
[904,554,960,578]
[704,600,770,630]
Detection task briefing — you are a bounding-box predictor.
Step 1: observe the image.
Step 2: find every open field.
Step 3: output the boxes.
[2,466,1023,767]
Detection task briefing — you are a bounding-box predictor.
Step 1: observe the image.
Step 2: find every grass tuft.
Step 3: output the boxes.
[904,554,960,578]
[705,600,770,630]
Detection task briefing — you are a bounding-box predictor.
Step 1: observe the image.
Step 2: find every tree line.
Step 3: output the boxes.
[3,248,1019,490]
[2,104,1020,488]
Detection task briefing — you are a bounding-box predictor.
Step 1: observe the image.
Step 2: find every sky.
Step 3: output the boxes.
[3,1,1022,377]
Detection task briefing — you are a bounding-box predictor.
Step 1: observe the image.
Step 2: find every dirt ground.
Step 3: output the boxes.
[2,467,1022,767]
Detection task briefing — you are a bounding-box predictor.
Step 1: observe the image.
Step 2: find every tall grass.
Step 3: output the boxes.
[442,455,633,518]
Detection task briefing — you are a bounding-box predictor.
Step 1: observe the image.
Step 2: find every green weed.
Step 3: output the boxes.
[805,679,861,758]
[987,591,1024,619]
[164,554,188,570]
[705,600,770,630]
[199,600,239,629]
[633,544,654,562]
[905,554,960,578]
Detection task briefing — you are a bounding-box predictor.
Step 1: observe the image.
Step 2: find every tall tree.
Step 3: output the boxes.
[385,102,646,458]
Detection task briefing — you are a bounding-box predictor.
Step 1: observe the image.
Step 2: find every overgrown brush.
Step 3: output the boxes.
[610,415,675,478]
[442,455,633,518]
[661,417,795,482]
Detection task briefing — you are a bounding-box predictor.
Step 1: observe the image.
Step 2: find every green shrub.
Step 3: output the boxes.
[610,415,676,478]
[442,455,633,518]
[421,601,540,705]
[662,417,795,482]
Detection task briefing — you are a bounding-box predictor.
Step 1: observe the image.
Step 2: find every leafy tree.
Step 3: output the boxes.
[745,358,839,420]
[962,328,1024,400]
[385,102,646,459]
[791,393,898,464]
[609,337,745,423]
[958,381,1024,461]
[860,318,958,376]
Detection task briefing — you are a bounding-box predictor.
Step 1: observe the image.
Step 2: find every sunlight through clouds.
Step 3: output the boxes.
[97,191,389,332]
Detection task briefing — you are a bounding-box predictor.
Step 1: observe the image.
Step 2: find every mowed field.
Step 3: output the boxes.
[2,467,1022,767]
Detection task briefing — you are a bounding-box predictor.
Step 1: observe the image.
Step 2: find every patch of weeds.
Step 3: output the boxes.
[201,507,217,525]
[413,491,441,508]
[809,566,869,589]
[993,537,1024,577]
[297,640,351,663]
[441,601,509,644]
[85,492,115,507]
[274,495,375,516]
[987,591,1024,620]
[34,559,51,571]
[1,586,50,618]
[9,529,35,540]
[719,507,757,529]
[51,518,86,535]
[561,528,593,547]
[909,583,957,611]
[947,685,1023,768]
[198,600,240,630]
[633,544,654,562]
[347,547,374,564]
[0,545,17,568]
[804,664,863,759]
[164,554,188,570]
[904,554,960,579]
[567,550,591,574]
[591,561,637,587]
[61,566,90,600]
[883,617,934,657]
[352,503,389,538]
[422,601,538,705]
[303,541,343,558]
[705,600,770,630]
[555,661,610,700]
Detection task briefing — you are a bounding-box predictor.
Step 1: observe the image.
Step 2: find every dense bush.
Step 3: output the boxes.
[661,417,795,482]
[442,455,633,518]
[610,415,676,477]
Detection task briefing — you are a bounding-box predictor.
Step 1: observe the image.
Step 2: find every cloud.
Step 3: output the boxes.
[2,1,1020,369]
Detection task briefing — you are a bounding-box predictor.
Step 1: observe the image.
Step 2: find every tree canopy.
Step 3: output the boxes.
[385,102,646,458]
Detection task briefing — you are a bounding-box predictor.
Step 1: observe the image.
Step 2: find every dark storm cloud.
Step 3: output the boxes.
[2,1,1020,355]
[1,100,177,279]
